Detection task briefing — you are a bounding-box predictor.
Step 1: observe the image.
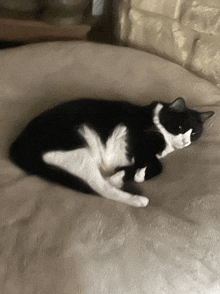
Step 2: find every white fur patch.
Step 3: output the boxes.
[134,167,147,183]
[153,104,192,159]
[104,124,131,170]
[79,124,132,173]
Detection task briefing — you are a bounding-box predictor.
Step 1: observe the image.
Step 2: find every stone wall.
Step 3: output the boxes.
[115,0,220,87]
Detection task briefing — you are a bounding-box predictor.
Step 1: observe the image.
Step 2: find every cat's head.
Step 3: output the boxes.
[155,97,214,150]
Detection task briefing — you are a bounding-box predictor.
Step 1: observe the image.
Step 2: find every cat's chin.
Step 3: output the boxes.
[172,129,192,150]
[173,141,191,150]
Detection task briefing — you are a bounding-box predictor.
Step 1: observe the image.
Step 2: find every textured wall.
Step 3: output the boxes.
[115,0,220,87]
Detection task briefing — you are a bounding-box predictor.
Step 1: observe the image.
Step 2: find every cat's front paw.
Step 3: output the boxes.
[134,167,147,183]
[108,170,125,188]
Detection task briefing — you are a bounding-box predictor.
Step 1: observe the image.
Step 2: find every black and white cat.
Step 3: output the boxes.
[10,98,214,207]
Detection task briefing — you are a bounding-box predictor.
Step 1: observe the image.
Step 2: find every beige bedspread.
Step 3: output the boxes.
[0,41,220,294]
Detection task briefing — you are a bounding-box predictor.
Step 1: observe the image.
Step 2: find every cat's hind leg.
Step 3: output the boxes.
[43,148,149,207]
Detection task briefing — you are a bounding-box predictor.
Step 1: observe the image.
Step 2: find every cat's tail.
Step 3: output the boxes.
[9,137,95,194]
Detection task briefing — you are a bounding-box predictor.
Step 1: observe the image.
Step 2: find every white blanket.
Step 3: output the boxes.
[0,41,220,294]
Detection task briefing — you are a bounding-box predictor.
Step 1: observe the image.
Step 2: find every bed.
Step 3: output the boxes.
[0,41,220,294]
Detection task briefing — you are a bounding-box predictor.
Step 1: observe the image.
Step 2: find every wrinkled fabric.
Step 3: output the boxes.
[0,41,220,294]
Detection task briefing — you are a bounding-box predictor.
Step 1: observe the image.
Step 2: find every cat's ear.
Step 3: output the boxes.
[200,111,214,122]
[169,97,186,112]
